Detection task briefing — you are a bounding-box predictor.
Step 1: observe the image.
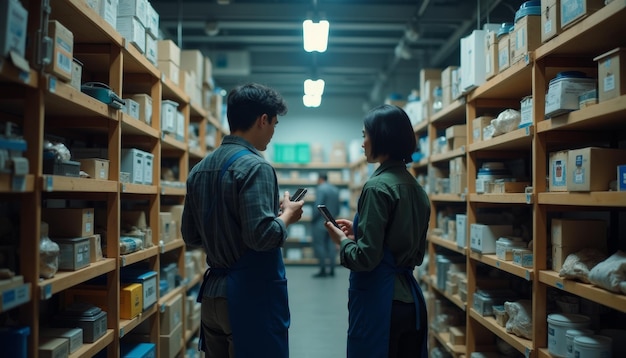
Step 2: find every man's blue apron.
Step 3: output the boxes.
[196,149,290,358]
[347,213,428,358]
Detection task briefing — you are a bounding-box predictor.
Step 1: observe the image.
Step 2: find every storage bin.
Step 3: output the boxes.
[547,313,591,357]
[55,303,107,343]
[52,237,90,271]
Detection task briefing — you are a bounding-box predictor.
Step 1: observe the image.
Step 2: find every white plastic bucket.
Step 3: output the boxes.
[547,313,591,358]
[565,329,594,358]
[573,335,612,358]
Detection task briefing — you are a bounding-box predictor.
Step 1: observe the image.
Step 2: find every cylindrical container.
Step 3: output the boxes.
[547,313,591,357]
[573,335,612,358]
[565,328,594,358]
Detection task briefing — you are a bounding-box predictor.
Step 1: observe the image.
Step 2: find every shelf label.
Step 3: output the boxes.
[45,176,53,192]
[48,76,56,93]
[42,284,52,300]
[120,256,126,267]
[525,348,531,358]
[555,281,564,290]
[119,327,125,338]
[525,193,532,204]
[121,183,126,192]
[495,261,500,268]
[525,271,530,281]
[11,175,26,192]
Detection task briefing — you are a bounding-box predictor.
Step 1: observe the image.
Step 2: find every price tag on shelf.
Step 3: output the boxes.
[119,327,125,338]
[525,348,531,358]
[11,175,26,192]
[48,76,56,93]
[496,261,500,268]
[41,284,52,300]
[525,270,530,281]
[556,281,564,290]
[44,175,53,192]
[121,183,126,192]
[120,256,126,267]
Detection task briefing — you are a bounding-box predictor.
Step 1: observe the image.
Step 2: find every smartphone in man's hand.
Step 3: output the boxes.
[291,188,308,201]
[317,204,340,228]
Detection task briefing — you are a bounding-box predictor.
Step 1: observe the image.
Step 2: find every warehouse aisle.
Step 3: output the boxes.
[287,265,350,358]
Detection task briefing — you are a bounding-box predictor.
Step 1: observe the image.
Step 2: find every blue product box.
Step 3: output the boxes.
[121,342,156,358]
[0,326,30,358]
[120,269,157,310]
[618,165,626,191]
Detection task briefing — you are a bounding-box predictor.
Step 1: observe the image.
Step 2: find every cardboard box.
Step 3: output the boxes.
[551,218,607,271]
[0,0,28,58]
[548,150,568,191]
[472,116,494,143]
[157,60,179,85]
[159,322,182,358]
[78,158,110,180]
[485,30,498,80]
[53,237,90,270]
[131,94,153,125]
[160,293,183,335]
[157,39,180,65]
[446,124,467,140]
[511,14,542,65]
[121,148,145,184]
[121,283,143,319]
[419,68,442,97]
[449,326,466,346]
[117,0,146,27]
[159,212,173,243]
[40,328,82,354]
[181,50,204,88]
[161,205,184,239]
[567,147,626,191]
[47,20,74,82]
[87,234,102,263]
[541,0,561,43]
[470,224,513,254]
[70,59,83,90]
[42,208,94,237]
[594,47,626,103]
[38,337,69,358]
[120,269,157,310]
[560,0,605,29]
[497,33,511,73]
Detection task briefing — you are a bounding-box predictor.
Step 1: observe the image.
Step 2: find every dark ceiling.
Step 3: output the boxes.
[150,0,525,106]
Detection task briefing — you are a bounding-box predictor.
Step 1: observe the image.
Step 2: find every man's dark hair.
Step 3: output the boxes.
[226,83,288,132]
[319,172,328,181]
[363,104,416,163]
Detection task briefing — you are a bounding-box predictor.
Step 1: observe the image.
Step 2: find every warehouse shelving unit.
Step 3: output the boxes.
[0,1,224,357]
[419,2,626,357]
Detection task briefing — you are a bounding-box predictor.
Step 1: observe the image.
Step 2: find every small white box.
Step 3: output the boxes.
[116,16,145,54]
[145,2,159,36]
[124,98,140,119]
[145,32,157,65]
[470,224,513,254]
[121,148,144,184]
[88,0,118,28]
[161,100,178,134]
[117,0,147,27]
[131,94,152,124]
[545,73,596,118]
[175,111,185,141]
[143,152,153,185]
[456,214,467,248]
[0,0,28,58]
[548,150,568,192]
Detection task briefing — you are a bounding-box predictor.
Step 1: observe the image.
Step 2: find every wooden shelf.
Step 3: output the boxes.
[431,98,467,127]
[159,285,185,306]
[431,147,465,164]
[38,258,116,299]
[430,275,467,311]
[50,0,124,45]
[468,56,533,101]
[69,329,114,358]
[160,239,185,254]
[161,76,189,104]
[534,0,626,60]
[161,185,186,196]
[469,253,533,281]
[0,56,38,88]
[186,273,203,290]
[430,193,467,202]
[122,42,160,78]
[434,331,466,356]
[120,246,159,267]
[119,304,158,338]
[467,126,533,152]
[469,308,533,356]
[538,270,626,313]
[44,77,120,120]
[537,191,626,207]
[468,193,532,205]
[161,134,187,152]
[188,147,206,160]
[0,174,35,193]
[121,114,159,138]
[190,101,208,118]
[120,182,159,195]
[537,94,626,132]
[429,234,466,255]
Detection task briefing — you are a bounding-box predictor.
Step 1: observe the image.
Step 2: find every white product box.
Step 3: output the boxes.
[175,111,185,142]
[121,148,145,184]
[545,74,596,118]
[116,16,145,54]
[144,32,157,65]
[145,2,159,36]
[143,152,153,185]
[131,93,152,124]
[0,0,28,58]
[117,0,147,27]
[519,96,533,128]
[470,224,513,254]
[460,24,500,93]
[161,100,178,134]
[124,98,140,119]
[456,214,467,248]
[87,0,118,28]
[548,150,568,192]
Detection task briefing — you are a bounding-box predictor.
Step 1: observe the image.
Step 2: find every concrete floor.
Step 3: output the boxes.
[286,265,350,358]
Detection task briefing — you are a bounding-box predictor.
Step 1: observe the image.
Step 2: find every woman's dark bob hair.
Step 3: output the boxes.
[363,104,416,163]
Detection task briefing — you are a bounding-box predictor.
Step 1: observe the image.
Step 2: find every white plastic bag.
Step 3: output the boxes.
[588,250,626,294]
[491,109,521,136]
[559,248,607,283]
[504,299,532,339]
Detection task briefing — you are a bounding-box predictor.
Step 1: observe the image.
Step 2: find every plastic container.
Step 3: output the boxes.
[497,23,514,38]
[573,335,612,358]
[514,1,541,22]
[565,329,594,358]
[547,313,592,357]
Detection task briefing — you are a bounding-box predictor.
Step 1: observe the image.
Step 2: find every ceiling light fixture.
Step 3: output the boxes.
[304,79,325,96]
[303,19,329,52]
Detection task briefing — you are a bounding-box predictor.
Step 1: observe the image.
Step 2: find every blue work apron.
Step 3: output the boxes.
[347,214,428,358]
[195,149,290,357]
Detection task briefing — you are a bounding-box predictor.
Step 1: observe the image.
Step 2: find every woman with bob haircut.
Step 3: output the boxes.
[324,104,430,358]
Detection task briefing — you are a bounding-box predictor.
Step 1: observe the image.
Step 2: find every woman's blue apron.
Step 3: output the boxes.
[195,149,290,357]
[347,213,428,358]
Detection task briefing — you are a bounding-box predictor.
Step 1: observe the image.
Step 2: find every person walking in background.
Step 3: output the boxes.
[182,83,304,358]
[311,171,341,278]
[323,104,430,358]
